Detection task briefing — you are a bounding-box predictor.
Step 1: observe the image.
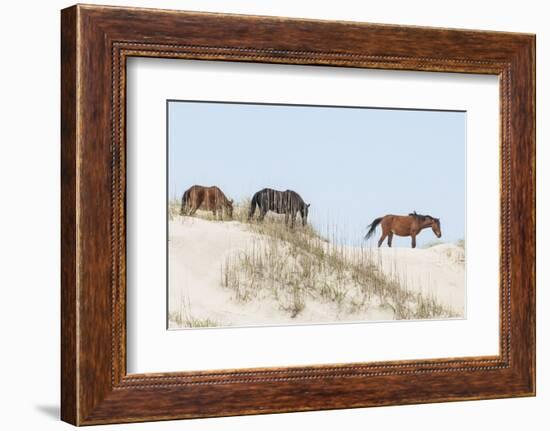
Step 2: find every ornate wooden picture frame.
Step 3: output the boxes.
[61,4,535,425]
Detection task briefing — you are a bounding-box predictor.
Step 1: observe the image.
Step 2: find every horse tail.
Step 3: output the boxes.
[365,217,383,240]
[248,192,259,219]
[181,188,190,215]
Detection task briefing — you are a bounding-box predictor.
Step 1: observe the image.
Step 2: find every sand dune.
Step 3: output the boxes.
[168,216,465,329]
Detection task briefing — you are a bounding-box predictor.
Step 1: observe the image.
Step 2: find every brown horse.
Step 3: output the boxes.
[180,185,233,219]
[364,211,441,248]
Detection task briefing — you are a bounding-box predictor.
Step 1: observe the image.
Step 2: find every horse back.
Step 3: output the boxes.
[254,188,305,213]
[185,185,226,210]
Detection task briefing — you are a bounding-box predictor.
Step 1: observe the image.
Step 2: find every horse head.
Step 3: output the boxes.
[430,217,442,238]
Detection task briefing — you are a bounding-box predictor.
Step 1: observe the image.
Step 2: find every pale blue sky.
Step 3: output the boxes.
[168,101,465,247]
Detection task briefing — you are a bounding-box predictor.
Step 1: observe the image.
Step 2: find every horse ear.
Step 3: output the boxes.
[307,203,311,208]
[230,199,234,204]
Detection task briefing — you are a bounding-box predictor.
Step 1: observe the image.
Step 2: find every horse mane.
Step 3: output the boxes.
[408,211,435,221]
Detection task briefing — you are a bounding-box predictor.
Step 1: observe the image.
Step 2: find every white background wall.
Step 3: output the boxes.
[0,1,546,429]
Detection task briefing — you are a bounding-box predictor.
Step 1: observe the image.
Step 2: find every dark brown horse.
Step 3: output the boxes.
[181,185,233,219]
[248,188,310,228]
[365,211,441,248]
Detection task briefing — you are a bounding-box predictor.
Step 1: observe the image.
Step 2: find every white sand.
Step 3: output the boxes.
[168,216,465,328]
[366,244,465,315]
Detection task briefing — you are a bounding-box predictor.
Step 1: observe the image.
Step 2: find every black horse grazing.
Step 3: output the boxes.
[248,188,310,227]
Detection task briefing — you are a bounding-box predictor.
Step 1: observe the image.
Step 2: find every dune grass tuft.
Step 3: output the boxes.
[169,295,222,328]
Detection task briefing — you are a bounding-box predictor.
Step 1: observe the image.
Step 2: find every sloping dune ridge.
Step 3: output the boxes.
[168,216,465,329]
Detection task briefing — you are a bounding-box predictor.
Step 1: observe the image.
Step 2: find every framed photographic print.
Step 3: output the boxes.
[61,4,535,425]
[165,99,464,330]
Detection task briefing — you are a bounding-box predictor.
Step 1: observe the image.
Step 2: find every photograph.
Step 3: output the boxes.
[167,100,466,329]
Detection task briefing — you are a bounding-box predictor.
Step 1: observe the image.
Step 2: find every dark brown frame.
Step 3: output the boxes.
[61,4,536,426]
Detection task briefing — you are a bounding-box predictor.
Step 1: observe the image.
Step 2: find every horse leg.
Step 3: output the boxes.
[378,232,388,247]
[190,196,202,216]
[387,232,394,247]
[411,234,417,249]
[180,200,186,216]
[290,210,297,229]
[259,208,267,222]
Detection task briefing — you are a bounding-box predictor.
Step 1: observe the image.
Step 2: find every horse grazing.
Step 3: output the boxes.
[180,185,233,220]
[364,211,441,248]
[248,188,310,228]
